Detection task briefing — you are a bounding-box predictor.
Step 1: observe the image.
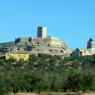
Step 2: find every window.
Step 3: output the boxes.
[48,44,50,47]
[49,50,52,52]
[60,50,63,52]
[37,42,39,44]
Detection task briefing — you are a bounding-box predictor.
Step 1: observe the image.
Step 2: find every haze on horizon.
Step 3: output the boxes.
[0,0,95,49]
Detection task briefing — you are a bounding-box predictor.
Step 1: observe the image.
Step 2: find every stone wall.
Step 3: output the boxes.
[14,36,71,56]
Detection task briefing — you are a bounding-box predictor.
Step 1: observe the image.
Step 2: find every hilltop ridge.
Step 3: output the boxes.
[0,26,71,57]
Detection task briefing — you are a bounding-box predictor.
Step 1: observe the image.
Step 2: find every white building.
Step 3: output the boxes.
[72,38,94,57]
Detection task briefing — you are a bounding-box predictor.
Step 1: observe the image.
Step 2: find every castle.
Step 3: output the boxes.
[72,38,95,57]
[1,26,94,61]
[13,26,71,56]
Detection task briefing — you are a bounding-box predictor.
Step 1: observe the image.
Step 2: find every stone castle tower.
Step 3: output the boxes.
[87,38,94,49]
[87,38,94,55]
[37,26,47,38]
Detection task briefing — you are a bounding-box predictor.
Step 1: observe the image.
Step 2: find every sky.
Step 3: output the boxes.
[0,0,95,49]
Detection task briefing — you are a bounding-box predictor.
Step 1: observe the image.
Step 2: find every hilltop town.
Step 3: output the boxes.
[0,26,95,94]
[0,26,94,61]
[0,26,72,61]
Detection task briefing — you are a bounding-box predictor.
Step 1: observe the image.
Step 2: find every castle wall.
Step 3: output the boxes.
[15,38,29,43]
[14,26,71,56]
[30,37,66,48]
[14,36,70,56]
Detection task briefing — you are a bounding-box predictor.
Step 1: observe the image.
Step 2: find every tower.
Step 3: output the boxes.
[87,38,94,55]
[37,26,47,38]
[87,38,94,49]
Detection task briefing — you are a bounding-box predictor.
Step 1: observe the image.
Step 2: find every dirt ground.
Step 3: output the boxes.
[2,92,95,95]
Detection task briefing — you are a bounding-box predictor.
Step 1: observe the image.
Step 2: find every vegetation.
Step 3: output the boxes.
[0,54,95,94]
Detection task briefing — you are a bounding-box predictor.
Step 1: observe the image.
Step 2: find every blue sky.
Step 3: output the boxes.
[0,0,95,49]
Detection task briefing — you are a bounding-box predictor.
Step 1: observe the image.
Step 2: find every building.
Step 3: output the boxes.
[72,38,94,57]
[37,26,47,38]
[6,52,29,61]
[15,26,71,56]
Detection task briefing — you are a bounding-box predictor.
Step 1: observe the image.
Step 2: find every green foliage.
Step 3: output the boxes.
[0,54,95,93]
[29,54,38,62]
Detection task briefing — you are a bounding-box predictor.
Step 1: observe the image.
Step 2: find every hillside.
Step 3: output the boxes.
[0,41,32,54]
[0,54,95,94]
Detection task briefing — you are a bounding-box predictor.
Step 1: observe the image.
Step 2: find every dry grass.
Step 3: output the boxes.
[3,92,81,95]
[82,92,95,95]
[3,92,95,95]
